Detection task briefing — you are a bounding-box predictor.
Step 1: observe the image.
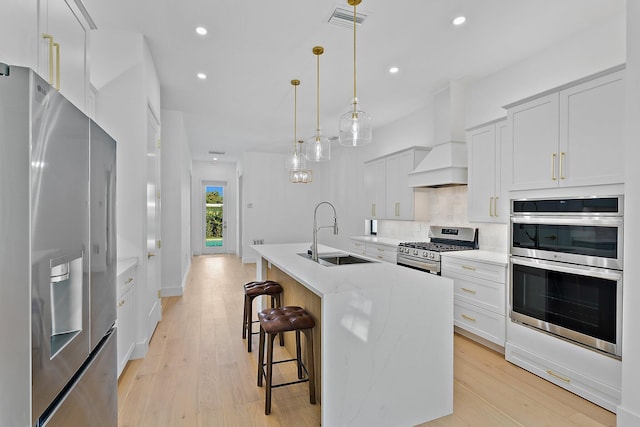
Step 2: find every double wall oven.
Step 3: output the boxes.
[510,196,623,358]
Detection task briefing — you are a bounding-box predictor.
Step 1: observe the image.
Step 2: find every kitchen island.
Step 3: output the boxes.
[252,243,453,427]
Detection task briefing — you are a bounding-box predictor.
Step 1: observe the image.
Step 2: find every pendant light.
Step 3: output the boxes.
[290,141,313,183]
[287,80,313,183]
[306,46,331,162]
[338,0,372,147]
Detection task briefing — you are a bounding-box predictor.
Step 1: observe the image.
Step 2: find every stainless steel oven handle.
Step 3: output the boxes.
[510,256,622,281]
[397,257,438,272]
[511,216,623,226]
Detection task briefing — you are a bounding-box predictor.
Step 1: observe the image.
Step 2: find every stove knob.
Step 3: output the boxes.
[429,253,435,259]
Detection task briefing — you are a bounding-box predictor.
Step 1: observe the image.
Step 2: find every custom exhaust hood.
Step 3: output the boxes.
[408,81,468,188]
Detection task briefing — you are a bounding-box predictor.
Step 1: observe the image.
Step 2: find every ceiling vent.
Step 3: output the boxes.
[328,7,367,28]
[208,150,225,155]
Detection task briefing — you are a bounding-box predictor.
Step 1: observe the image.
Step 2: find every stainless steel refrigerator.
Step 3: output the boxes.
[0,65,117,426]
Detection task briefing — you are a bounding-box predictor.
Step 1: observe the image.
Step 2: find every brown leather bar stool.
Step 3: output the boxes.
[257,306,316,415]
[242,280,284,352]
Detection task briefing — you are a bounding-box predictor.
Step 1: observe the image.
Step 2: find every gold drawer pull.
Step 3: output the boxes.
[547,370,570,383]
[461,287,477,294]
[377,248,384,251]
[125,277,133,284]
[461,314,476,322]
[552,153,557,181]
[377,256,384,260]
[118,300,125,307]
[462,265,476,271]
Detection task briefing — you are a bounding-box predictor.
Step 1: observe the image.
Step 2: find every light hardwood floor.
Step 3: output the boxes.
[117,255,616,427]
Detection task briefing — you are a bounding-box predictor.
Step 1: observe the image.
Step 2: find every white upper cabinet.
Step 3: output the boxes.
[364,158,386,219]
[38,0,95,112]
[559,69,625,187]
[365,147,429,220]
[506,66,625,191]
[0,0,38,70]
[467,118,507,223]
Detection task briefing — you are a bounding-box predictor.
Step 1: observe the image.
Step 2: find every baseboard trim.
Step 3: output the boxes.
[242,256,257,264]
[617,405,640,426]
[161,286,183,297]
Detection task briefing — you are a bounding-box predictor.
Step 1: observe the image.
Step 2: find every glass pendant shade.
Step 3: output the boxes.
[286,145,305,170]
[306,130,331,162]
[339,98,373,146]
[338,0,372,147]
[289,168,313,183]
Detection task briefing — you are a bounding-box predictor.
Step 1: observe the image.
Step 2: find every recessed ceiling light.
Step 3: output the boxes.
[195,26,208,35]
[452,16,466,26]
[389,67,399,74]
[197,72,207,80]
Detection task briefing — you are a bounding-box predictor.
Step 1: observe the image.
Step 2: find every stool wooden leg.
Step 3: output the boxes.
[303,329,316,404]
[247,296,256,353]
[274,294,285,346]
[295,330,303,379]
[242,295,248,339]
[257,325,266,387]
[265,333,276,415]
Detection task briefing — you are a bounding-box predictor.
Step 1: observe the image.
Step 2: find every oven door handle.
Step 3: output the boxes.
[511,216,623,226]
[397,257,438,272]
[511,256,622,281]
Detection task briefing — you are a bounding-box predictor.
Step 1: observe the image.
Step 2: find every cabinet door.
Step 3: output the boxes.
[364,158,385,219]
[385,151,416,220]
[494,120,508,221]
[559,70,625,187]
[0,0,38,70]
[39,0,90,111]
[116,285,135,378]
[468,124,497,222]
[508,93,559,191]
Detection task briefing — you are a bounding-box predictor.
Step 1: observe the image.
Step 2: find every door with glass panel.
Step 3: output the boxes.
[203,182,226,254]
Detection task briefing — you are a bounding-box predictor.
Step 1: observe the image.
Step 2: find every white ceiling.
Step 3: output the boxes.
[82,0,625,163]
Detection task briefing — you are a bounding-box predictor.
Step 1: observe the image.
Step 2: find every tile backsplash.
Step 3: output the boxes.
[376,186,508,252]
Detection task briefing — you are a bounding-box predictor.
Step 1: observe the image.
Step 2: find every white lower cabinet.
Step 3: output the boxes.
[442,255,507,348]
[117,265,136,378]
[506,322,621,412]
[350,240,366,256]
[364,242,397,263]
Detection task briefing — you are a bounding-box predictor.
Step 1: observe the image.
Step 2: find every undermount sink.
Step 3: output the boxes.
[298,252,378,266]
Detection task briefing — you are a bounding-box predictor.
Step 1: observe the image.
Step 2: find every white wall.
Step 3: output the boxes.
[191,161,238,256]
[91,30,161,359]
[466,12,626,128]
[160,109,192,296]
[619,2,640,424]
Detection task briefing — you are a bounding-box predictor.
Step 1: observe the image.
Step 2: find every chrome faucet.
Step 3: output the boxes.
[312,201,338,262]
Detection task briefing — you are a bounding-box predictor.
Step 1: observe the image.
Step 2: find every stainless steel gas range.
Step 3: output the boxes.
[397,226,478,274]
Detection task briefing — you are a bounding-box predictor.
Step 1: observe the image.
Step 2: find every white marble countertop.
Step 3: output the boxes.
[349,235,403,247]
[252,243,454,426]
[440,249,508,266]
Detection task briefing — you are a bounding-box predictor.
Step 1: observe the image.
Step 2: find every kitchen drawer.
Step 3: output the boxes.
[118,265,136,296]
[453,274,505,315]
[454,300,505,346]
[350,240,366,256]
[442,257,506,284]
[365,243,396,263]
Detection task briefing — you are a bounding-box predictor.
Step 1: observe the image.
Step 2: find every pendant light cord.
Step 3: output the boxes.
[316,52,321,133]
[353,3,357,102]
[294,83,298,153]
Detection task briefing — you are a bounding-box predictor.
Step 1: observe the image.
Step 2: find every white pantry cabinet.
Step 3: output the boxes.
[364,147,430,220]
[442,254,507,348]
[116,264,137,378]
[467,118,507,223]
[506,65,625,191]
[38,0,95,112]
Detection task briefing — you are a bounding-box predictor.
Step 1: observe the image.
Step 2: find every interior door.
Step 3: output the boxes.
[203,182,226,254]
[145,107,161,335]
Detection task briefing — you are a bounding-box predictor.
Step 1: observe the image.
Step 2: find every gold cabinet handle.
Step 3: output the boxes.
[377,255,384,260]
[462,265,476,271]
[547,370,570,383]
[489,197,494,217]
[377,248,384,252]
[494,196,498,218]
[560,152,566,180]
[125,277,133,284]
[371,203,376,217]
[461,287,477,294]
[53,42,60,90]
[42,34,54,84]
[551,153,557,181]
[118,300,125,307]
[148,252,156,259]
[461,314,476,322]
